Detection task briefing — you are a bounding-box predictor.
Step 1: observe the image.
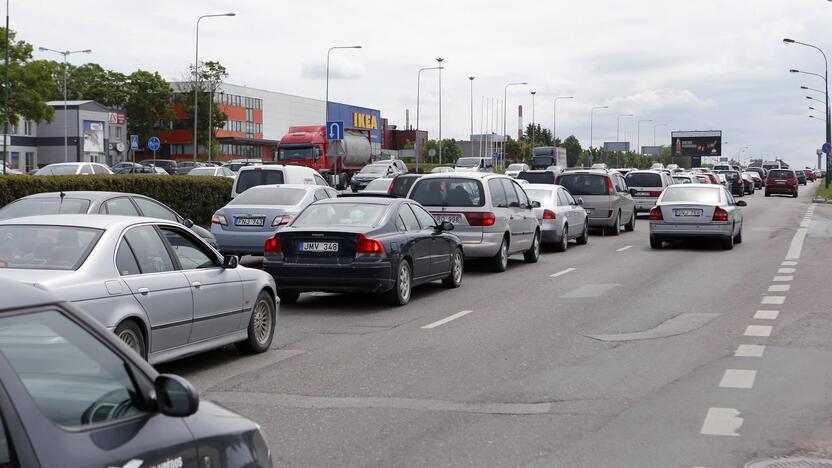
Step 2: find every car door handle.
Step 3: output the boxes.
[192,281,202,289]
[137,287,150,295]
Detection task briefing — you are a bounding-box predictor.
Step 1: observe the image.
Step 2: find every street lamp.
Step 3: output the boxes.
[589,106,608,152]
[416,66,443,130]
[2,0,8,174]
[436,57,443,164]
[468,76,475,139]
[530,91,536,146]
[807,95,826,106]
[503,82,527,167]
[802,85,825,96]
[653,122,668,146]
[38,46,92,163]
[325,45,361,180]
[553,96,574,142]
[194,12,235,161]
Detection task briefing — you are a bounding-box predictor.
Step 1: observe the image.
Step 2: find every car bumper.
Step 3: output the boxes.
[540,220,564,242]
[460,231,504,258]
[765,186,797,194]
[633,198,658,212]
[350,180,373,190]
[212,229,276,255]
[263,259,394,293]
[649,221,732,240]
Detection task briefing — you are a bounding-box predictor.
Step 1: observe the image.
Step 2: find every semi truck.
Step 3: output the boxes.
[276,125,374,189]
[531,147,567,170]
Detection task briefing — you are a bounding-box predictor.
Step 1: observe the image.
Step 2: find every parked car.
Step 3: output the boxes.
[113,163,168,175]
[560,169,636,234]
[34,162,112,176]
[716,170,745,196]
[224,159,263,172]
[524,183,589,251]
[408,172,541,271]
[454,157,494,173]
[430,166,454,173]
[362,177,395,194]
[188,165,236,178]
[624,170,674,215]
[740,172,756,194]
[505,163,530,178]
[140,159,178,175]
[213,184,338,256]
[111,161,139,171]
[232,164,330,198]
[0,191,218,247]
[517,170,557,185]
[390,174,422,198]
[0,215,278,363]
[174,160,205,175]
[649,184,745,250]
[765,169,799,198]
[350,161,408,192]
[796,170,807,185]
[262,197,464,305]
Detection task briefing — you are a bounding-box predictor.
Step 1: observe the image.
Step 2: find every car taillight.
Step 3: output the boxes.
[649,191,663,197]
[463,212,496,226]
[211,214,228,226]
[649,207,663,221]
[272,215,293,226]
[712,207,729,222]
[543,209,556,220]
[356,233,384,255]
[787,178,797,186]
[607,177,615,195]
[388,180,395,193]
[264,234,283,254]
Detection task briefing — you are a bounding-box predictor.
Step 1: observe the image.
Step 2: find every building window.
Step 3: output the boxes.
[8,124,16,135]
[25,152,35,172]
[23,121,33,136]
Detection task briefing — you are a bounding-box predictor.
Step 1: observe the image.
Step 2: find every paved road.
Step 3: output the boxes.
[158,182,832,468]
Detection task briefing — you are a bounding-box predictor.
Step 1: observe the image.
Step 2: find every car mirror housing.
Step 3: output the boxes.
[222,255,239,269]
[182,219,194,228]
[440,221,455,232]
[576,197,584,206]
[629,188,637,196]
[155,374,199,417]
[531,200,541,208]
[736,200,748,207]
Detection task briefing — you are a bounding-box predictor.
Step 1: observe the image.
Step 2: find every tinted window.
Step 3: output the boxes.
[0,310,145,427]
[79,165,93,175]
[398,204,421,231]
[410,204,437,229]
[0,198,90,220]
[501,179,520,207]
[314,175,329,186]
[364,179,392,192]
[768,170,793,178]
[514,183,531,208]
[0,226,101,270]
[718,171,740,181]
[188,167,216,176]
[624,172,663,187]
[115,240,141,276]
[230,187,306,206]
[35,164,80,175]
[102,197,140,216]
[559,174,609,196]
[488,178,508,208]
[161,228,216,270]
[556,190,570,206]
[124,225,175,273]
[455,158,482,168]
[134,198,178,221]
[562,190,577,205]
[236,169,285,193]
[92,164,109,174]
[293,203,387,228]
[409,178,486,207]
[359,165,388,174]
[661,187,721,203]
[0,412,12,466]
[517,172,556,184]
[391,176,420,198]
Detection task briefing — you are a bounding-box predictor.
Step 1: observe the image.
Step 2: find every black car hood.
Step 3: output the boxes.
[183,400,260,438]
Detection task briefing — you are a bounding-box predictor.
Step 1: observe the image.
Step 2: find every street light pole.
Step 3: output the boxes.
[553,96,573,143]
[2,0,8,174]
[636,119,652,156]
[38,46,92,163]
[194,13,235,162]
[436,57,443,164]
[468,76,475,140]
[530,91,536,146]
[503,82,527,168]
[590,106,608,153]
[616,114,633,143]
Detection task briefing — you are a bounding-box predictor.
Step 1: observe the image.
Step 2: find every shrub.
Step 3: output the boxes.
[0,175,233,225]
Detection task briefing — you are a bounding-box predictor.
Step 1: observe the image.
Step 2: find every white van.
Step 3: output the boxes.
[231,164,330,198]
[455,157,494,173]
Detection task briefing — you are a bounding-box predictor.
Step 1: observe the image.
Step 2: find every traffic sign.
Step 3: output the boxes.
[587,154,594,162]
[326,121,344,141]
[822,142,831,155]
[428,149,437,157]
[130,135,139,150]
[148,137,160,152]
[326,140,346,158]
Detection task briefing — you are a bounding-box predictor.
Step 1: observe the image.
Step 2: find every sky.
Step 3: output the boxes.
[16,0,832,168]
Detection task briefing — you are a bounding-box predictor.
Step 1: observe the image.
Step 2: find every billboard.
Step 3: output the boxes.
[83,120,105,153]
[603,142,630,152]
[642,145,663,156]
[671,131,721,157]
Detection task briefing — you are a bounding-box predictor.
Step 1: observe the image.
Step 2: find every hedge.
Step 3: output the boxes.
[0,175,233,226]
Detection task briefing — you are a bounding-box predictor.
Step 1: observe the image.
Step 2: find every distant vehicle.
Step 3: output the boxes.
[174,160,205,175]
[517,170,557,185]
[0,277,272,468]
[362,177,395,194]
[698,173,719,184]
[111,161,138,172]
[559,169,636,234]
[277,125,374,189]
[591,163,608,170]
[113,163,168,175]
[390,174,422,198]
[139,159,177,174]
[530,147,567,170]
[804,169,816,182]
[454,156,494,173]
[263,197,464,306]
[614,168,634,176]
[716,170,745,197]
[188,166,236,178]
[666,164,680,172]
[350,160,408,192]
[796,170,807,185]
[712,164,731,171]
[690,167,712,173]
[651,163,665,170]
[505,163,530,178]
[715,173,729,188]
[672,175,698,184]
[34,162,112,176]
[624,170,674,213]
[224,159,263,172]
[649,184,745,250]
[430,166,454,174]
[741,172,757,193]
[762,160,782,171]
[231,164,330,198]
[523,183,589,251]
[694,174,711,184]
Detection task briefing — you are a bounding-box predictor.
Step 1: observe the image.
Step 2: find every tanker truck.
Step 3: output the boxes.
[276,125,373,189]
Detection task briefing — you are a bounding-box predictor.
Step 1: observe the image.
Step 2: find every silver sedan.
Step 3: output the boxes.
[649,184,746,250]
[0,215,278,364]
[524,184,589,251]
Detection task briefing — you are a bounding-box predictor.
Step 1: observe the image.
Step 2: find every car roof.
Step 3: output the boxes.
[416,172,499,180]
[320,196,402,205]
[0,277,64,312]
[561,169,610,175]
[18,191,135,201]
[0,214,179,229]
[243,184,322,191]
[524,183,562,191]
[627,170,663,175]
[666,184,721,190]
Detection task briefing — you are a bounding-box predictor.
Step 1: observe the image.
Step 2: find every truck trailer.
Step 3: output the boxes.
[276,125,374,189]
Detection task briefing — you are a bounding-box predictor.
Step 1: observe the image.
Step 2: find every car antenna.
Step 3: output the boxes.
[59,191,65,208]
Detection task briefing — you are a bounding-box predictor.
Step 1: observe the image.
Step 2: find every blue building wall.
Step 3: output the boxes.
[327,102,382,144]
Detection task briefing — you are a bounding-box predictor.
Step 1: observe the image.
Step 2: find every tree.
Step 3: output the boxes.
[562,135,583,167]
[0,29,55,127]
[422,139,462,164]
[179,61,229,157]
[524,123,553,147]
[123,70,173,146]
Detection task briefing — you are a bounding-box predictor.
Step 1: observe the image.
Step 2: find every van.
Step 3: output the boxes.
[231,164,330,198]
[624,170,675,213]
[454,157,494,173]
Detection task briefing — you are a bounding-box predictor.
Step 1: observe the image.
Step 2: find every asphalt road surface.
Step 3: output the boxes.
[158,182,832,468]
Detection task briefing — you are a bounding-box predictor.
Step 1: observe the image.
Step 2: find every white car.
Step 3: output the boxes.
[189,166,236,179]
[505,163,530,178]
[231,164,330,198]
[34,162,113,176]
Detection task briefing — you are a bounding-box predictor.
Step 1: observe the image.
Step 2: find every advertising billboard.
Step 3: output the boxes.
[83,120,105,153]
[603,142,630,152]
[642,145,663,156]
[671,131,721,157]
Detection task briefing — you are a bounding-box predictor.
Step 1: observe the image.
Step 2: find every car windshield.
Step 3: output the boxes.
[409,178,486,207]
[532,156,555,167]
[455,158,481,168]
[768,170,793,178]
[0,225,102,270]
[236,169,285,193]
[364,179,391,191]
[293,203,387,227]
[0,198,91,220]
[672,177,692,184]
[360,165,388,175]
[661,187,721,203]
[230,187,307,206]
[719,171,740,180]
[518,172,556,184]
[507,164,526,171]
[558,174,609,196]
[625,172,663,187]
[278,146,318,160]
[188,167,216,176]
[35,164,79,175]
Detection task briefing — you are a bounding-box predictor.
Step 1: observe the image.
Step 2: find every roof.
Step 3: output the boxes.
[46,100,93,106]
[21,191,130,200]
[417,171,500,180]
[321,196,401,205]
[0,278,63,312]
[241,184,321,191]
[524,183,563,191]
[0,214,177,230]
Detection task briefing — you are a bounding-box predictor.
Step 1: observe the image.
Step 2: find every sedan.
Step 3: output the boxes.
[649,184,746,250]
[0,215,278,364]
[263,197,464,306]
[0,277,272,468]
[362,177,395,194]
[524,184,589,252]
[113,163,168,175]
[505,163,530,178]
[212,184,339,256]
[188,165,236,178]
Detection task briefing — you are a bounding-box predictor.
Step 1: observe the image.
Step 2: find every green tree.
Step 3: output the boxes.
[524,123,553,147]
[0,29,55,127]
[561,135,583,167]
[123,70,173,146]
[179,61,229,156]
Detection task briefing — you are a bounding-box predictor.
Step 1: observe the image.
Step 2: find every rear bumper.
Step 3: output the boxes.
[212,229,276,255]
[460,231,504,258]
[263,259,394,293]
[540,220,564,242]
[649,221,732,240]
[765,186,797,194]
[633,198,658,212]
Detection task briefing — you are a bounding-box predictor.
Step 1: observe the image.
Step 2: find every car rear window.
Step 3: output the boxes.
[624,172,663,187]
[0,225,102,270]
[0,198,91,220]
[230,187,306,206]
[768,170,793,178]
[719,171,740,180]
[236,169,285,194]
[293,203,387,227]
[35,164,79,176]
[391,176,419,197]
[409,178,486,207]
[558,174,609,196]
[517,172,556,184]
[661,187,721,203]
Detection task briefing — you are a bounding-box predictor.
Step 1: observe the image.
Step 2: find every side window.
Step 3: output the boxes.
[563,190,577,206]
[410,204,437,229]
[395,215,407,232]
[79,164,93,175]
[398,204,422,231]
[326,189,339,198]
[160,228,217,270]
[314,174,329,186]
[314,190,327,201]
[500,179,520,208]
[556,190,569,206]
[124,225,175,273]
[133,198,178,222]
[102,198,140,216]
[488,178,508,208]
[115,240,141,276]
[514,183,531,209]
[92,164,109,174]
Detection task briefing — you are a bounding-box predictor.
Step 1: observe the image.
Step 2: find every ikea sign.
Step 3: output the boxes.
[353,113,378,130]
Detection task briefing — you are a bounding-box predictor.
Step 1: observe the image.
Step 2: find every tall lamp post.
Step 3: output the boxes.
[468,76,475,139]
[194,13,235,161]
[636,119,652,156]
[589,106,608,153]
[416,65,442,171]
[616,114,633,143]
[2,0,8,174]
[530,91,536,146]
[503,81,527,168]
[553,96,574,143]
[325,45,361,182]
[38,46,92,163]
[436,57,444,164]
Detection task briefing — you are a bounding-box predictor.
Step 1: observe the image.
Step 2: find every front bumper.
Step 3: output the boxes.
[264,259,394,293]
[649,221,732,240]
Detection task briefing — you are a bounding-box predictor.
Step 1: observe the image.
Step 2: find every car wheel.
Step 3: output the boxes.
[609,211,621,236]
[115,320,146,359]
[650,236,662,249]
[278,289,300,305]
[442,248,464,288]
[576,221,589,245]
[765,192,770,197]
[554,225,568,252]
[734,224,743,244]
[722,229,735,250]
[490,237,509,272]
[387,260,412,306]
[236,291,276,354]
[524,230,541,263]
[793,192,798,198]
[624,210,636,232]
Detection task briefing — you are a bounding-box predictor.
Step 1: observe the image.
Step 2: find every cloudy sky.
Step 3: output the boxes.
[17,0,832,167]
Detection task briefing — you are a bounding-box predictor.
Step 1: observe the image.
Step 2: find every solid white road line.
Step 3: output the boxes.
[761,296,786,305]
[550,268,576,278]
[785,228,807,260]
[735,344,765,357]
[616,245,633,252]
[422,310,474,329]
[781,261,798,266]
[753,310,780,320]
[745,325,773,337]
[719,369,757,389]
[701,407,743,436]
[778,267,796,274]
[768,284,791,292]
[773,275,794,282]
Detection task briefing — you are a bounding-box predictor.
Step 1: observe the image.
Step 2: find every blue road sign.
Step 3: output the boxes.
[588,154,594,162]
[492,151,500,159]
[823,142,831,155]
[130,135,139,150]
[326,121,344,141]
[148,137,160,152]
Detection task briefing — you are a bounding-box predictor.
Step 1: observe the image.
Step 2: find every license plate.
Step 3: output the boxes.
[300,242,339,252]
[776,181,785,184]
[235,217,264,226]
[434,214,462,224]
[635,191,651,197]
[674,208,702,217]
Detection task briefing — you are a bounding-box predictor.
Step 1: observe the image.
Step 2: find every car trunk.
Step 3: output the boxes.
[219,206,291,233]
[277,229,364,265]
[659,202,717,224]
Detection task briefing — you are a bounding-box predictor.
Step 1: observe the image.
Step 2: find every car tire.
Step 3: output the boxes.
[765,192,770,197]
[609,211,621,236]
[115,320,146,359]
[442,248,464,288]
[236,291,276,354]
[793,192,798,198]
[554,225,568,252]
[624,210,636,232]
[524,230,541,263]
[576,221,589,245]
[278,289,300,305]
[490,237,509,272]
[722,230,735,250]
[387,260,412,306]
[734,224,743,244]
[650,236,662,249]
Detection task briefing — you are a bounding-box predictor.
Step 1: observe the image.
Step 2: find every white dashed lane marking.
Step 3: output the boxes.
[773,275,793,282]
[745,325,773,337]
[753,310,779,320]
[701,408,743,436]
[735,344,765,357]
[778,267,796,274]
[781,261,798,266]
[616,245,633,252]
[761,296,786,305]
[719,369,757,389]
[767,284,791,292]
[784,227,806,261]
[549,268,576,278]
[421,310,474,329]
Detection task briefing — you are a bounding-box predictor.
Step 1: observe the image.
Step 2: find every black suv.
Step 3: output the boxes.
[141,159,178,174]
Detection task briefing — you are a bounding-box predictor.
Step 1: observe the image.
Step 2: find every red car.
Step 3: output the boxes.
[804,170,816,182]
[765,169,799,198]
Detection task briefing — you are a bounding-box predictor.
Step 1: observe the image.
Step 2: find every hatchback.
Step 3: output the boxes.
[34,162,112,176]
[517,170,557,185]
[624,170,673,215]
[716,170,745,196]
[140,159,178,175]
[797,170,807,185]
[649,184,745,250]
[765,169,799,197]
[232,164,330,197]
[557,170,635,234]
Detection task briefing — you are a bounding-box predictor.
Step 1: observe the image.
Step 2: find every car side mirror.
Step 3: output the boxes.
[531,200,541,208]
[576,197,584,206]
[155,374,199,417]
[222,255,239,269]
[182,219,194,228]
[629,188,637,196]
[736,200,747,207]
[439,221,455,232]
